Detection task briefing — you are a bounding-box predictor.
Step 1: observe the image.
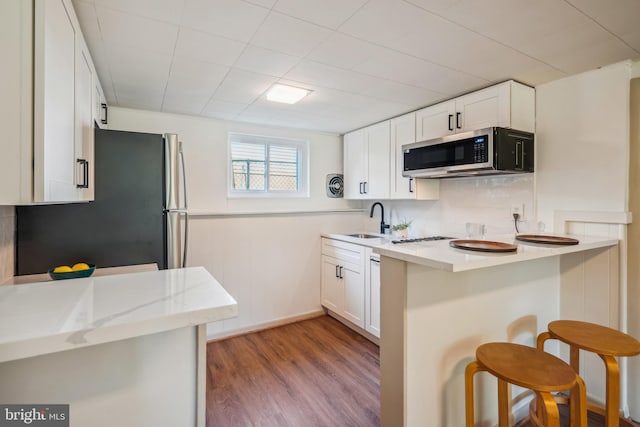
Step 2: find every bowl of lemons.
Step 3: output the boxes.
[48,263,96,280]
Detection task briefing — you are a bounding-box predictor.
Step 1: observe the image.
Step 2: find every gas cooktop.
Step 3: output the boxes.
[391,236,454,244]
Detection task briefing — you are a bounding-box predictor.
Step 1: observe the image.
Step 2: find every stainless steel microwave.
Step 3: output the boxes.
[402,127,534,178]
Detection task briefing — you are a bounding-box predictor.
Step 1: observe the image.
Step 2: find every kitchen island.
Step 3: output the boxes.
[0,267,237,427]
[371,234,619,427]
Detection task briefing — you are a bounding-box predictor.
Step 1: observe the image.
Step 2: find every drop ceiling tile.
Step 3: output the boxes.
[237,108,334,133]
[234,46,300,77]
[278,82,376,109]
[406,0,638,74]
[339,0,427,48]
[94,0,186,25]
[106,45,173,104]
[245,97,328,116]
[174,29,245,66]
[524,25,637,74]
[566,0,640,52]
[511,67,567,87]
[273,0,367,30]
[244,0,277,9]
[116,92,165,110]
[212,69,277,104]
[163,59,229,114]
[353,48,487,95]
[307,32,384,70]
[181,0,269,42]
[362,79,445,108]
[250,12,332,57]
[96,6,179,55]
[202,99,248,118]
[284,60,381,94]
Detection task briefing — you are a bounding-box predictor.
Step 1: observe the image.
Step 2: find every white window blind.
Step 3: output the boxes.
[228,133,309,197]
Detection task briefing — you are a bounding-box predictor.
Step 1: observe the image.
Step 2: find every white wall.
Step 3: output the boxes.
[109,107,359,214]
[108,108,365,339]
[0,206,14,282]
[362,174,535,238]
[536,61,632,228]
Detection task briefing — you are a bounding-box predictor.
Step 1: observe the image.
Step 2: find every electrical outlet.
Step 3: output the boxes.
[511,204,525,219]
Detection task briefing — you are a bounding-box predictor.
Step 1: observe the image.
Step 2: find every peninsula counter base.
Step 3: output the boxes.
[0,325,206,427]
[379,243,619,427]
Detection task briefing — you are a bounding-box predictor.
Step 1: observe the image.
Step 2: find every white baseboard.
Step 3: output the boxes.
[206,309,325,342]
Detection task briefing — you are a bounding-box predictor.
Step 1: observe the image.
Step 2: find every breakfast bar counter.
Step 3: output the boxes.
[371,234,620,427]
[0,267,237,427]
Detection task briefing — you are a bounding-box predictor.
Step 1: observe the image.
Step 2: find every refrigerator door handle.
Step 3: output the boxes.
[182,211,188,268]
[179,141,188,268]
[179,141,188,210]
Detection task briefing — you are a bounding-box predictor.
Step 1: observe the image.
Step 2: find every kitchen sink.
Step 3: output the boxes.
[344,233,379,239]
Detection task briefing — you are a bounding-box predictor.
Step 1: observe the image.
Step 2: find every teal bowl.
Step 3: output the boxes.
[48,264,96,280]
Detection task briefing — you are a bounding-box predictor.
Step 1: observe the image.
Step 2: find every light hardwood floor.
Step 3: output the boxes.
[206,315,380,427]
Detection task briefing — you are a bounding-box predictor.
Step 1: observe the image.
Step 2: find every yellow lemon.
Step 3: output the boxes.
[53,265,72,273]
[71,263,90,271]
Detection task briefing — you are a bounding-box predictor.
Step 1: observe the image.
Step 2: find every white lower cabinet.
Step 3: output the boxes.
[321,238,380,339]
[365,249,381,338]
[321,238,365,329]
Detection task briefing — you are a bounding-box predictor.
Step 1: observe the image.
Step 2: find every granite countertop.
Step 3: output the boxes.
[0,267,237,363]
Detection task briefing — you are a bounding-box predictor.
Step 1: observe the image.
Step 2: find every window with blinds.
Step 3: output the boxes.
[228,133,309,197]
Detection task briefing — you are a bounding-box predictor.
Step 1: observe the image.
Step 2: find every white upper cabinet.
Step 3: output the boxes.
[76,43,95,201]
[94,77,108,129]
[344,121,390,200]
[415,100,456,142]
[415,80,535,143]
[0,0,103,204]
[390,112,439,200]
[365,121,391,199]
[343,129,367,199]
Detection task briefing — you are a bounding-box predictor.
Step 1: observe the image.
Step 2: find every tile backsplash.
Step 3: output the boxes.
[0,206,15,282]
[363,174,536,238]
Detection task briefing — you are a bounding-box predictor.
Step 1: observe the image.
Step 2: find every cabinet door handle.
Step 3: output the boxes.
[370,257,380,263]
[409,177,414,193]
[335,265,339,278]
[456,112,462,129]
[448,114,454,131]
[359,182,363,194]
[76,159,89,188]
[339,266,343,279]
[363,182,367,194]
[101,103,108,125]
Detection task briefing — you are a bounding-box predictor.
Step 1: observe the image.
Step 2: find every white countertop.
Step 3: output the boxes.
[0,267,237,363]
[322,232,619,272]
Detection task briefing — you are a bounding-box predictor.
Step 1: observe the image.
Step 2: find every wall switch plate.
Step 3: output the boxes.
[511,204,524,219]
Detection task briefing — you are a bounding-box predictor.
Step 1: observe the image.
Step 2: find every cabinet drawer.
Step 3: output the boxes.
[321,238,365,270]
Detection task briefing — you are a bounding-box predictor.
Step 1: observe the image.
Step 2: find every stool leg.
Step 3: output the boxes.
[539,391,560,427]
[465,361,482,427]
[599,354,620,427]
[569,344,580,373]
[535,332,552,420]
[571,375,587,427]
[497,378,510,427]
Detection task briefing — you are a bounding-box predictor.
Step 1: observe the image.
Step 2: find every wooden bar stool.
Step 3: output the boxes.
[465,342,586,427]
[537,320,640,427]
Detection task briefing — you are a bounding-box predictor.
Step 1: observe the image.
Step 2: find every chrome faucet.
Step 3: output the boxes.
[370,202,390,234]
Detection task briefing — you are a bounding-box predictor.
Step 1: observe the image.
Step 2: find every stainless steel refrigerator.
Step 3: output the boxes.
[16,129,189,274]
